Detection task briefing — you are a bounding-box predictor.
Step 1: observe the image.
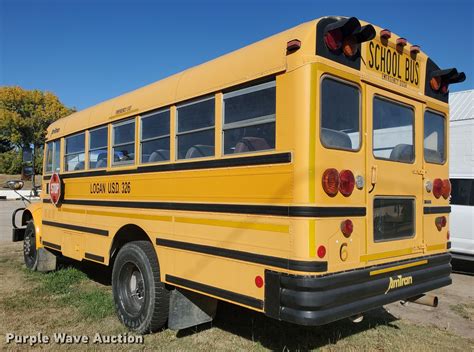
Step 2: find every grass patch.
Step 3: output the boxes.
[65,286,115,321]
[2,265,114,322]
[450,303,474,321]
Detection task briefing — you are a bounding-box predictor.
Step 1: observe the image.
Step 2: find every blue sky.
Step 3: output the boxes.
[1,0,473,110]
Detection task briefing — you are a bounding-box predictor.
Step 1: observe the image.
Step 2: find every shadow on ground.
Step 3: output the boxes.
[59,258,400,350]
[178,302,399,350]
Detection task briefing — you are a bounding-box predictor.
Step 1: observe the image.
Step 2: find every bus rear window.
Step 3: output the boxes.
[320,77,360,151]
[373,97,414,163]
[424,111,446,164]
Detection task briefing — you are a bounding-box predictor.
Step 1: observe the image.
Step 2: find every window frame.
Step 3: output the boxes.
[88,125,109,170]
[44,139,61,174]
[112,118,136,166]
[423,109,447,165]
[140,108,171,164]
[372,95,415,164]
[64,132,86,172]
[176,95,215,160]
[222,80,276,155]
[319,74,362,152]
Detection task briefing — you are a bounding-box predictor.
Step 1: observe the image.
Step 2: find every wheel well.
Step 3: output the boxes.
[21,210,33,226]
[110,224,152,260]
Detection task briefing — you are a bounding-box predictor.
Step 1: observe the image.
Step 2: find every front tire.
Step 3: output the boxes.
[23,221,38,270]
[112,241,170,334]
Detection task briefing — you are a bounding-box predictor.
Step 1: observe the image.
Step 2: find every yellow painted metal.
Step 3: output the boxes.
[28,17,450,310]
[369,260,428,276]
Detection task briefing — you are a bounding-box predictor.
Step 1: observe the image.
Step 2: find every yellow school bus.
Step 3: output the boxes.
[12,16,465,332]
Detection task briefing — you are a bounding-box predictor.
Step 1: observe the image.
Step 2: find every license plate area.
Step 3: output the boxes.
[374,197,415,242]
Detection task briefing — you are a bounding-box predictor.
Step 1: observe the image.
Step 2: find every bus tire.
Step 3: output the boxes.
[23,221,38,271]
[112,240,170,334]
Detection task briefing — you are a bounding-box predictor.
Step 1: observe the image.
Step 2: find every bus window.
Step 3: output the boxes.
[89,126,108,169]
[424,111,446,164]
[177,97,215,160]
[64,133,85,171]
[320,77,360,151]
[373,97,414,163]
[112,119,135,165]
[451,179,474,206]
[223,81,275,155]
[141,110,170,163]
[45,140,60,174]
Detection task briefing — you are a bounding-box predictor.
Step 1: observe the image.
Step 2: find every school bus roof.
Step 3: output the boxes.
[47,17,432,140]
[46,19,320,140]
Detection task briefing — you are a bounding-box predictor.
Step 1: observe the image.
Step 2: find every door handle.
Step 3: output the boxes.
[369,165,377,193]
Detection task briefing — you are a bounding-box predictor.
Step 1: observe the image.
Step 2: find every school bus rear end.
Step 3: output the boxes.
[12,16,464,330]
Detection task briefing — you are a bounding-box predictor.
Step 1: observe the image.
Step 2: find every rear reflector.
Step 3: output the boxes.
[435,216,447,231]
[317,245,326,258]
[340,219,354,237]
[255,276,264,288]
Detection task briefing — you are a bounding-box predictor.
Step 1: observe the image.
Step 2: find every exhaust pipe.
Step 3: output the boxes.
[348,313,364,323]
[401,294,438,307]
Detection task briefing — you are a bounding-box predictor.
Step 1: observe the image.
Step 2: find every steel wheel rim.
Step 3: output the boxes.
[118,262,146,316]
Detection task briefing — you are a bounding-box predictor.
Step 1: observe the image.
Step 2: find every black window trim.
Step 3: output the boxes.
[319,74,362,153]
[372,94,416,164]
[423,108,447,166]
[64,132,86,172]
[112,118,136,167]
[88,125,109,170]
[176,95,215,160]
[140,108,171,165]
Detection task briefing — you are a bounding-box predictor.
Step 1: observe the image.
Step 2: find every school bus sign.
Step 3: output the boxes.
[366,39,420,89]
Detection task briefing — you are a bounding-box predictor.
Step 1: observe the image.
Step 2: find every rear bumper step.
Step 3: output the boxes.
[264,253,451,326]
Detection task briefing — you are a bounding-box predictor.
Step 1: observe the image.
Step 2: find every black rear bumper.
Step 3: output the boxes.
[264,253,451,326]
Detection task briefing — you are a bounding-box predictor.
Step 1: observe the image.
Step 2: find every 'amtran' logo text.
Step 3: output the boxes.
[385,274,413,294]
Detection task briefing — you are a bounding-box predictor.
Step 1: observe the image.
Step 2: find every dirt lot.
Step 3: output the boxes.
[0,200,473,351]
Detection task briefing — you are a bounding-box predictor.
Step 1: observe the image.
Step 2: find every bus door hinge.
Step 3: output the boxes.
[412,169,427,178]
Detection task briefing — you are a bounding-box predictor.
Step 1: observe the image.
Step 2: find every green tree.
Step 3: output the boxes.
[0,86,75,174]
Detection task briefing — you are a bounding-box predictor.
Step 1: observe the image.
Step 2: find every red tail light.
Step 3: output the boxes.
[255,275,264,288]
[322,168,340,197]
[435,216,447,231]
[433,178,443,198]
[339,170,355,197]
[447,231,450,240]
[317,245,327,258]
[441,179,451,199]
[324,29,343,51]
[340,219,354,237]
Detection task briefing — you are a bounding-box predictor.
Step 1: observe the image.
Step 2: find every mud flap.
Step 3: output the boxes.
[36,248,57,272]
[168,288,217,330]
[12,228,26,242]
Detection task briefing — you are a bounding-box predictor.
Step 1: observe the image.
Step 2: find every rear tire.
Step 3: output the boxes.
[112,241,170,334]
[23,221,38,271]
